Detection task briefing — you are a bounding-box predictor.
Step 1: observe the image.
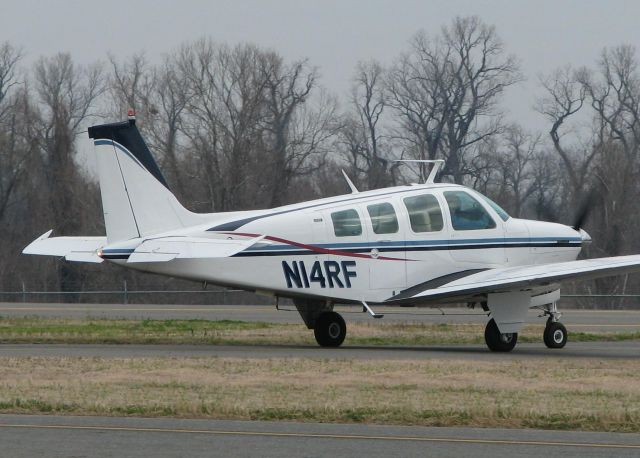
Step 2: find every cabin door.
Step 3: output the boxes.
[364,199,407,291]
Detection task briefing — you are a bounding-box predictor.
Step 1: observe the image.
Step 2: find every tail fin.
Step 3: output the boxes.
[88,118,203,243]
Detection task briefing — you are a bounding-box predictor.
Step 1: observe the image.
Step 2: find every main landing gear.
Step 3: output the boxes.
[484,318,518,352]
[314,311,347,347]
[294,299,347,347]
[542,303,568,349]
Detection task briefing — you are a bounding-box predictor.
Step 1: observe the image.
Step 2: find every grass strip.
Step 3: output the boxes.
[1,356,640,432]
[0,316,639,345]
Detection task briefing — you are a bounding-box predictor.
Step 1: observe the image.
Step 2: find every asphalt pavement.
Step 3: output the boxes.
[0,340,637,360]
[0,414,638,458]
[2,302,640,332]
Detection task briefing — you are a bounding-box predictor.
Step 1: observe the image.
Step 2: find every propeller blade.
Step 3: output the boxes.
[572,189,597,231]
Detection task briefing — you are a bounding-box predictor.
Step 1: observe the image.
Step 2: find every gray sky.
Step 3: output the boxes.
[3,0,640,131]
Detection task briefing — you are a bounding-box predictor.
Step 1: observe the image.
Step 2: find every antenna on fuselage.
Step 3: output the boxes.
[392,159,445,184]
[341,169,359,194]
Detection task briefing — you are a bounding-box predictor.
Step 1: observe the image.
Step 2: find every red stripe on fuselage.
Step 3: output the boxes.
[223,232,408,261]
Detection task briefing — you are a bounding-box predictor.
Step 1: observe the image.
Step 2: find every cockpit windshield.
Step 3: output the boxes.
[478,194,510,221]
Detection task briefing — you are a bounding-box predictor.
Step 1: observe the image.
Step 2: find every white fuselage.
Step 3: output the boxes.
[102,183,583,304]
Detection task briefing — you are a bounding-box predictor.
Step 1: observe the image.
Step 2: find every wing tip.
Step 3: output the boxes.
[23,229,54,254]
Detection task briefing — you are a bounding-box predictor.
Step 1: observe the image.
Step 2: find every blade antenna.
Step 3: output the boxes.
[341,169,359,194]
[392,159,445,184]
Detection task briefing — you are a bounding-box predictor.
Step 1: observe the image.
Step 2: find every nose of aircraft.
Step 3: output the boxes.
[577,228,592,244]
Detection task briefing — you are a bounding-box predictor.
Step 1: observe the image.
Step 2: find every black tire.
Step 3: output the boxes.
[544,320,568,349]
[484,318,518,352]
[314,312,346,347]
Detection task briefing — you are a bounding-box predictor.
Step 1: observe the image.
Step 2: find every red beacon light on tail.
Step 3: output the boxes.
[127,108,136,122]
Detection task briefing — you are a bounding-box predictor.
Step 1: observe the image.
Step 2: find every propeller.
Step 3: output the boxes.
[572,188,598,231]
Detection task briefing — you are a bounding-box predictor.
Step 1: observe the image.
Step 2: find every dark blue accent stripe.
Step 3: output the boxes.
[244,237,581,251]
[233,241,582,257]
[100,238,582,260]
[102,248,135,254]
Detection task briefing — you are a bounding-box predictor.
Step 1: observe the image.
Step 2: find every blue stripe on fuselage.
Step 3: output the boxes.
[100,237,582,259]
[242,237,582,252]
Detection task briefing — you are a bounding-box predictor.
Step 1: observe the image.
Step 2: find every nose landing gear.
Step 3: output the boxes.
[542,302,568,349]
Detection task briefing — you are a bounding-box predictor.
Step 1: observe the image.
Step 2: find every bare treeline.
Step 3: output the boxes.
[2,16,640,304]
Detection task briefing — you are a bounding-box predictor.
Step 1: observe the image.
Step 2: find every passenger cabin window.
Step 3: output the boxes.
[403,194,444,232]
[331,209,362,237]
[444,191,496,230]
[367,202,399,234]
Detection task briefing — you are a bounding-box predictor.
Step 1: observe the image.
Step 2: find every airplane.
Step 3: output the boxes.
[22,113,640,352]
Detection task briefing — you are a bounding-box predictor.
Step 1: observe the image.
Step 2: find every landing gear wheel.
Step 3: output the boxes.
[544,320,567,349]
[314,312,346,347]
[484,318,518,352]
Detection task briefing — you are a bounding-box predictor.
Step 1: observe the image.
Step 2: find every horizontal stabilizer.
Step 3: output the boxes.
[127,235,265,263]
[23,231,106,263]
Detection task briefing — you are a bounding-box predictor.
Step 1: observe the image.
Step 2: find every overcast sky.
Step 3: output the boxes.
[3,0,640,131]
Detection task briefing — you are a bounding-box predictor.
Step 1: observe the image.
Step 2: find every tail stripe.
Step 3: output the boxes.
[95,139,146,171]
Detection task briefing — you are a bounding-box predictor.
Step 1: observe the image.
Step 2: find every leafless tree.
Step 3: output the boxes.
[387,16,521,183]
[0,88,38,222]
[0,42,23,118]
[338,60,396,190]
[480,125,542,217]
[578,46,640,257]
[177,40,271,211]
[109,53,190,198]
[33,53,105,293]
[262,54,323,206]
[536,46,640,304]
[108,52,154,120]
[0,42,29,221]
[266,88,338,205]
[176,40,335,210]
[149,57,191,198]
[582,46,640,157]
[537,65,591,202]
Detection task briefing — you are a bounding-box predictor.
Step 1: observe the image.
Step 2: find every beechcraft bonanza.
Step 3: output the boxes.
[23,114,640,352]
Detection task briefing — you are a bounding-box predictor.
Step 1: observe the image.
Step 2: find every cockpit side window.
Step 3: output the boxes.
[367,202,399,234]
[331,209,363,237]
[444,191,496,231]
[403,194,444,232]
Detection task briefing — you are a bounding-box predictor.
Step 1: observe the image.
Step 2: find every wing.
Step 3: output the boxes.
[23,230,106,263]
[386,255,640,304]
[126,235,265,263]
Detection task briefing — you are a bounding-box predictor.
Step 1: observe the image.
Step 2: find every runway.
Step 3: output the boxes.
[1,414,638,458]
[0,340,638,360]
[2,302,640,332]
[1,304,639,457]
